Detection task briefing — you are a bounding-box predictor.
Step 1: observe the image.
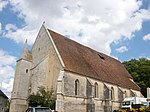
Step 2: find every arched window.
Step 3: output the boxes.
[111,87,115,100]
[104,84,109,99]
[94,82,98,98]
[118,87,124,102]
[124,91,127,98]
[75,79,79,96]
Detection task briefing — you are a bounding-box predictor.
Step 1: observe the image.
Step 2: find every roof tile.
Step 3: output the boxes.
[48,29,140,91]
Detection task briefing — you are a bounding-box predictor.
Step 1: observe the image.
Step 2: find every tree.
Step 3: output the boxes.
[122,58,150,97]
[27,86,56,110]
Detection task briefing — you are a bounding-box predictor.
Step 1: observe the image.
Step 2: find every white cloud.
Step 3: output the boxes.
[0,50,16,66]
[1,78,14,95]
[5,24,17,31]
[116,46,128,53]
[0,0,8,11]
[3,0,150,55]
[0,49,16,98]
[143,33,150,41]
[138,56,150,60]
[4,24,37,45]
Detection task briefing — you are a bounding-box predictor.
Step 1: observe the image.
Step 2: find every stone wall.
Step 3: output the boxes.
[64,72,86,97]
[56,71,141,112]
[10,25,63,112]
[32,25,52,66]
[31,25,62,94]
[10,59,32,112]
[0,96,8,112]
[10,25,142,112]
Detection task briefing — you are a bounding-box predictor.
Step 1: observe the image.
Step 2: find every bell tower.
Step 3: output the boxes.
[10,40,32,112]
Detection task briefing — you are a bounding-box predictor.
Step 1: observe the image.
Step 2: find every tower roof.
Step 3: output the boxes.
[20,40,32,60]
[20,39,28,59]
[47,29,140,91]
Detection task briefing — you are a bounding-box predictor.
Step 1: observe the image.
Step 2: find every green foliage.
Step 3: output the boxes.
[123,58,150,97]
[27,86,56,110]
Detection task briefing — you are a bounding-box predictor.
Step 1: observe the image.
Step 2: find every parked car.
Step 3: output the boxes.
[25,107,52,112]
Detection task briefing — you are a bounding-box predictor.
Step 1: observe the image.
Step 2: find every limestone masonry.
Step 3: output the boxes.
[10,25,142,112]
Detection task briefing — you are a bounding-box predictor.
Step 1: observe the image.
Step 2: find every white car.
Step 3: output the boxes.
[25,107,52,112]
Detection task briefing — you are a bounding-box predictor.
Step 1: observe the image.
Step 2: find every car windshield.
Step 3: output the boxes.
[35,108,51,112]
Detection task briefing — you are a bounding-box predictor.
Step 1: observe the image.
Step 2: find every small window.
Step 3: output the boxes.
[38,48,40,51]
[26,69,28,73]
[75,79,79,96]
[98,54,105,60]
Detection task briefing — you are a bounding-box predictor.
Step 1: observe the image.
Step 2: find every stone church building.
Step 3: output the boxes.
[10,25,142,112]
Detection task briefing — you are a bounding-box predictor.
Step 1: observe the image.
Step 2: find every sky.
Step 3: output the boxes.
[0,0,150,98]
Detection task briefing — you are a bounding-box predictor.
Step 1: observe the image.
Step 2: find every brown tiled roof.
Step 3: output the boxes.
[48,29,140,91]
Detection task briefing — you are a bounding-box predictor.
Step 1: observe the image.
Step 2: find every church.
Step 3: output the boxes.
[10,24,142,112]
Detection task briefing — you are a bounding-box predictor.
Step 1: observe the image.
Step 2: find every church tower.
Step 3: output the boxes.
[10,40,32,112]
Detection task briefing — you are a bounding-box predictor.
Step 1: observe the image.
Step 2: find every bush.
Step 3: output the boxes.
[27,86,56,110]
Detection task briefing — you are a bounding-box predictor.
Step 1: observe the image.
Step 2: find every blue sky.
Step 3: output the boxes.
[111,20,150,61]
[0,0,150,97]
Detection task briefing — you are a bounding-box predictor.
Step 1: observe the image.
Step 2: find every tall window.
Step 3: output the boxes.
[104,84,109,99]
[75,79,79,96]
[118,88,124,102]
[111,87,115,100]
[94,82,98,98]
